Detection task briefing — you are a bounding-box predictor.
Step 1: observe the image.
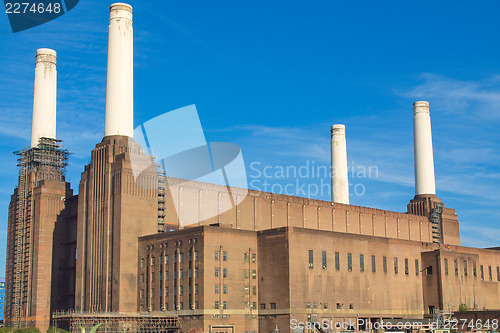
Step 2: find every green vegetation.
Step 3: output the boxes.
[458,303,468,311]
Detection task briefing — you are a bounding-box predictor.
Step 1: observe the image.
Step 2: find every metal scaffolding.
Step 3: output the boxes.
[52,311,180,333]
[8,137,69,328]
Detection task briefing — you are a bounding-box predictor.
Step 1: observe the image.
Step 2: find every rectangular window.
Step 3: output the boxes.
[223,268,228,278]
[215,301,220,309]
[166,271,169,280]
[244,253,250,262]
[166,255,169,264]
[372,255,376,273]
[140,259,144,268]
[464,260,468,276]
[322,251,327,269]
[336,303,341,309]
[360,254,364,272]
[215,267,220,278]
[165,287,169,296]
[394,257,398,274]
[244,286,249,295]
[215,284,220,294]
[405,258,409,275]
[223,301,228,309]
[497,266,500,281]
[188,252,192,262]
[252,286,257,295]
[335,252,340,271]
[489,266,492,281]
[427,266,433,275]
[179,285,183,296]
[480,265,484,280]
[454,259,458,275]
[252,254,257,262]
[244,269,250,279]
[252,270,257,279]
[260,303,266,309]
[347,253,352,272]
[195,251,198,260]
[223,251,228,261]
[180,269,183,279]
[415,259,419,276]
[444,259,449,275]
[270,303,277,309]
[383,256,387,273]
[195,284,198,294]
[223,285,228,294]
[215,251,220,261]
[151,257,155,266]
[473,261,477,277]
[309,250,314,268]
[188,269,192,278]
[180,253,184,263]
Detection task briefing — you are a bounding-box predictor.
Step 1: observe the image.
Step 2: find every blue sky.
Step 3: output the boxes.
[1,0,500,273]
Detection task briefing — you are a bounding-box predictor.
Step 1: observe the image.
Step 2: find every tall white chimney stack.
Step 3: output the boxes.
[31,48,57,147]
[331,124,349,204]
[104,3,134,138]
[413,101,436,195]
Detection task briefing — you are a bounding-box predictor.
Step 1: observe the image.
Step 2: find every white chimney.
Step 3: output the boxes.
[413,101,436,195]
[104,3,134,138]
[31,48,57,147]
[331,124,349,204]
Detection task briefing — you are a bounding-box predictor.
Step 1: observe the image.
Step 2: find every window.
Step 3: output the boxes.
[215,251,220,261]
[223,251,228,261]
[195,251,198,260]
[188,269,192,278]
[215,301,220,309]
[372,255,376,273]
[309,250,314,268]
[394,257,398,274]
[336,303,341,309]
[347,253,352,272]
[180,269,184,279]
[313,303,318,309]
[244,269,250,279]
[189,285,192,295]
[252,254,257,262]
[188,252,192,262]
[215,284,220,294]
[415,259,419,276]
[306,302,311,309]
[215,267,220,278]
[151,257,155,266]
[383,256,387,273]
[444,259,449,275]
[244,286,249,295]
[223,301,228,309]
[360,254,364,272]
[253,286,257,295]
[166,255,169,264]
[252,270,257,279]
[322,251,327,269]
[473,261,477,277]
[481,265,484,280]
[426,266,433,275]
[160,255,163,265]
[195,284,198,295]
[497,266,500,281]
[140,259,144,268]
[244,253,250,262]
[252,302,257,309]
[335,252,340,271]
[151,273,155,282]
[271,303,277,309]
[140,289,144,299]
[165,287,169,296]
[195,268,198,278]
[323,303,328,309]
[180,253,184,263]
[489,266,492,281]
[454,259,458,275]
[349,304,354,309]
[166,271,169,280]
[260,303,266,309]
[464,260,468,276]
[140,274,144,283]
[179,285,183,296]
[223,285,228,294]
[405,258,409,275]
[223,268,228,278]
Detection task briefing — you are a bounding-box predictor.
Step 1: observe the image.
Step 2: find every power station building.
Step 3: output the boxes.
[4,3,500,333]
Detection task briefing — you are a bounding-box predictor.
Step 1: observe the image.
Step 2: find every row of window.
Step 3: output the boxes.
[139,301,198,311]
[140,251,199,268]
[442,258,500,281]
[146,238,198,251]
[140,268,199,282]
[308,250,500,282]
[308,250,420,275]
[305,302,354,310]
[140,284,199,298]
